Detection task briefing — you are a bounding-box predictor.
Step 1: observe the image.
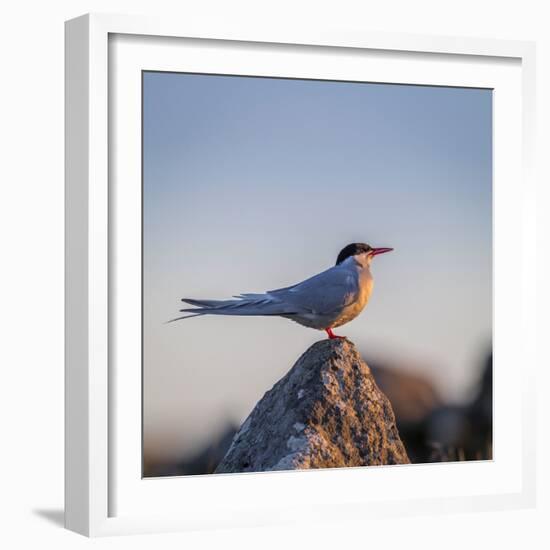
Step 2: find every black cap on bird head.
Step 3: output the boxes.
[336,242,393,265]
[336,243,372,265]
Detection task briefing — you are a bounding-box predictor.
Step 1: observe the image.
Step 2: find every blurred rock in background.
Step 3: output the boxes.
[368,352,492,463]
[144,422,239,477]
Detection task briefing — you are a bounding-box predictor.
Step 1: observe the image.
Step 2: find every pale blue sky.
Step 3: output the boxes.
[142,72,492,465]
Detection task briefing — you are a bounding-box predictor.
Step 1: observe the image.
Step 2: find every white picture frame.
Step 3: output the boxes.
[65,13,537,537]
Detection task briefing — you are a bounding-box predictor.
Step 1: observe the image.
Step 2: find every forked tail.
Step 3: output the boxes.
[167,294,299,323]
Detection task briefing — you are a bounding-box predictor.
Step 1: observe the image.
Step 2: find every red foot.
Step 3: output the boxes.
[325,328,345,340]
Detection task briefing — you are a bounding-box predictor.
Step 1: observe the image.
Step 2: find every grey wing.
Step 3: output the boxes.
[267,265,358,315]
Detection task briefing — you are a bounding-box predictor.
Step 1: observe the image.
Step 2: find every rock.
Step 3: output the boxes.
[368,363,441,425]
[215,338,409,473]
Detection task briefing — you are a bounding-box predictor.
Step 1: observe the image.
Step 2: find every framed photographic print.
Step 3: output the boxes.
[65,13,536,536]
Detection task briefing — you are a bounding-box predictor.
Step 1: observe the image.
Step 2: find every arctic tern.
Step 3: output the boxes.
[169,243,393,339]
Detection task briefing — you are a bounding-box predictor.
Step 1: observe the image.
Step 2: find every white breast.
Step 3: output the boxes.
[331,267,374,328]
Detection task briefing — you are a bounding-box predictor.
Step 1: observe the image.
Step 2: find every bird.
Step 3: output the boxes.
[168,242,393,339]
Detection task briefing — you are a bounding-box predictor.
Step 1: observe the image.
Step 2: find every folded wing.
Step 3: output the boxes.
[267,264,358,316]
[168,264,358,323]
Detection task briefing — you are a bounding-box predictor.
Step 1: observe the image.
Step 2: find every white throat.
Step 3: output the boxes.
[350,252,372,269]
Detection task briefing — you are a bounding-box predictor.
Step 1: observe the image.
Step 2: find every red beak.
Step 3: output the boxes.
[370,247,394,257]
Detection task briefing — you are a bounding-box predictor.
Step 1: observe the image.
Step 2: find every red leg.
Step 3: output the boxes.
[325,328,345,340]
